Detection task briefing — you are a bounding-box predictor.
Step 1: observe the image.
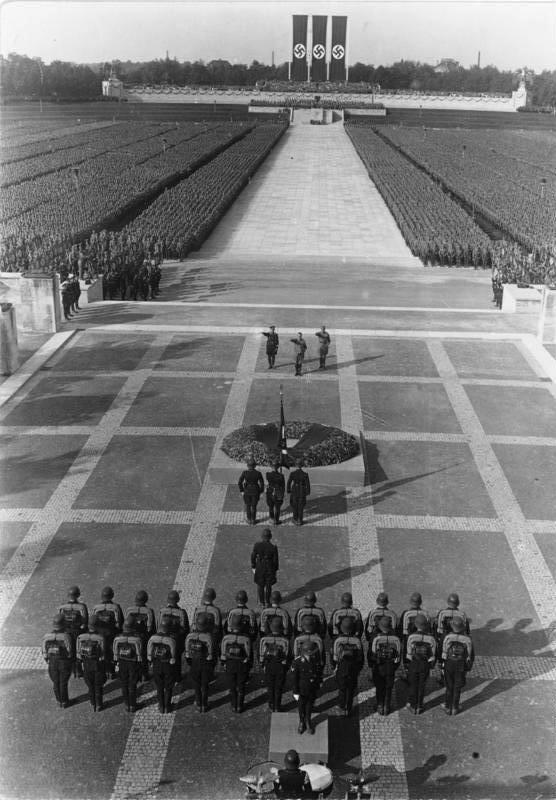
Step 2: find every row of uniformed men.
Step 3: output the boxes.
[43,585,473,721]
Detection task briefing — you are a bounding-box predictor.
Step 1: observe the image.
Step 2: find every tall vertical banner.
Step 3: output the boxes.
[311,15,328,82]
[329,16,347,82]
[291,15,308,81]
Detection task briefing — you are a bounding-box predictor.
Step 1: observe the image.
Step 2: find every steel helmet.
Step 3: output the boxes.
[410,592,422,607]
[447,593,460,607]
[135,590,148,604]
[341,592,353,607]
[203,588,216,603]
[101,586,114,601]
[376,592,388,607]
[67,585,80,598]
[236,590,248,604]
[167,590,180,604]
[304,591,316,605]
[284,749,300,768]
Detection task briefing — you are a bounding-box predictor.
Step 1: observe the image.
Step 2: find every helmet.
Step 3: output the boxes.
[295,458,303,468]
[88,614,98,633]
[68,585,80,598]
[304,591,316,605]
[340,616,355,634]
[262,528,272,540]
[135,590,148,604]
[247,459,256,468]
[301,615,317,634]
[159,619,170,634]
[414,614,428,631]
[101,586,114,601]
[451,616,465,633]
[202,588,216,603]
[378,616,392,633]
[52,613,65,631]
[284,749,300,768]
[447,593,460,607]
[410,592,422,607]
[341,592,353,607]
[302,640,316,655]
[273,461,281,470]
[270,617,284,634]
[376,592,388,607]
[196,613,209,632]
[236,590,248,604]
[123,619,133,635]
[167,590,180,604]
[270,590,282,604]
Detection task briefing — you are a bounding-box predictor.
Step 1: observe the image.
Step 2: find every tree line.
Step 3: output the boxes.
[1,52,555,107]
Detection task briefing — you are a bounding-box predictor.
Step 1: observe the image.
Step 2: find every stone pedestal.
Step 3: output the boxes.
[0,303,19,375]
[269,713,328,765]
[501,283,543,313]
[19,272,61,332]
[79,276,103,306]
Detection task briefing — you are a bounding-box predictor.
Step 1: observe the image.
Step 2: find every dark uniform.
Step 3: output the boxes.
[331,617,364,715]
[251,528,279,607]
[364,592,399,641]
[260,590,292,637]
[315,326,331,369]
[225,592,258,641]
[92,586,124,678]
[42,615,74,708]
[291,640,322,734]
[274,750,310,798]
[185,613,215,713]
[148,621,177,713]
[220,625,252,713]
[76,616,106,712]
[192,587,223,645]
[125,590,155,681]
[157,590,190,682]
[405,615,436,714]
[113,623,143,712]
[60,277,73,320]
[328,592,364,640]
[238,460,265,525]
[287,461,310,526]
[266,463,285,525]
[262,326,279,369]
[294,592,327,638]
[434,593,470,684]
[367,617,401,716]
[398,592,432,679]
[290,333,307,376]
[58,585,88,677]
[259,617,291,712]
[441,618,474,715]
[293,616,326,679]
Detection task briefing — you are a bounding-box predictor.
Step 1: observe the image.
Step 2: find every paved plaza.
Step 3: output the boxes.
[1,121,556,800]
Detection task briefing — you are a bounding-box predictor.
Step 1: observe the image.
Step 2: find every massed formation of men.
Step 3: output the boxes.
[42,584,474,721]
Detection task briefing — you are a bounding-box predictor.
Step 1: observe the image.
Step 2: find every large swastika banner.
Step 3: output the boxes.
[311,15,328,82]
[291,15,308,81]
[329,16,347,81]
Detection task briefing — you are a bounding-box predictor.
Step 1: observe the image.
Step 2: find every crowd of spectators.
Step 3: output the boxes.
[250,97,384,110]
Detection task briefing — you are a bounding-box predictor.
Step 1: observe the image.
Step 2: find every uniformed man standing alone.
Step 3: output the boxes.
[287,459,311,526]
[291,640,322,734]
[251,528,279,607]
[238,459,265,525]
[262,325,279,369]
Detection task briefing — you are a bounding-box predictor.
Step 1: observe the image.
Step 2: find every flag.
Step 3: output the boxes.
[329,16,347,82]
[291,15,308,82]
[311,15,328,82]
[277,386,288,465]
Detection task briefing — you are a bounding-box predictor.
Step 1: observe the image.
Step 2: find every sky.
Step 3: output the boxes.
[1,0,555,72]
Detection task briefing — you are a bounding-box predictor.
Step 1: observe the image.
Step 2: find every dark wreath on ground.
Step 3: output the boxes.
[221,421,360,467]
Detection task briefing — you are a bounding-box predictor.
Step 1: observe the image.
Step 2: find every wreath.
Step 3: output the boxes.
[221,420,359,467]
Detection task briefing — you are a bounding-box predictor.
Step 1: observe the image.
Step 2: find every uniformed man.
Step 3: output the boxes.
[398,592,432,679]
[60,276,73,321]
[294,591,327,638]
[291,639,322,734]
[405,614,436,715]
[69,274,81,313]
[259,616,291,712]
[42,614,74,708]
[192,587,223,644]
[113,619,143,713]
[287,459,311,526]
[76,614,107,712]
[262,325,279,369]
[331,617,364,715]
[260,590,292,637]
[125,589,155,681]
[266,461,285,525]
[220,617,252,713]
[435,593,470,646]
[157,589,190,682]
[290,332,307,376]
[367,616,401,716]
[92,586,124,678]
[148,619,177,713]
[293,616,326,679]
[251,528,279,607]
[364,592,399,641]
[225,591,258,641]
[59,585,88,677]
[273,750,311,798]
[315,325,331,369]
[441,617,474,716]
[185,613,215,713]
[238,459,265,525]
[328,592,364,640]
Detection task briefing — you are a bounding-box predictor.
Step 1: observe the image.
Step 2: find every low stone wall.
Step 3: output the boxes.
[0,272,61,333]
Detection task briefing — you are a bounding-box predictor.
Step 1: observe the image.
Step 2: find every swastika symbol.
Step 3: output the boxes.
[332,44,345,60]
[313,44,326,60]
[293,43,306,59]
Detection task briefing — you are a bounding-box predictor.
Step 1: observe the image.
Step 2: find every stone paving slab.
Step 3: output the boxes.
[0,522,32,573]
[493,443,556,520]
[352,337,441,377]
[245,376,342,427]
[534,533,556,584]
[465,384,556,437]
[121,376,232,428]
[359,381,462,433]
[53,333,154,372]
[443,340,540,380]
[154,333,246,372]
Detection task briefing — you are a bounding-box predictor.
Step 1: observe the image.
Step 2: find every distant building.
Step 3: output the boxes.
[102,66,124,99]
[433,58,461,74]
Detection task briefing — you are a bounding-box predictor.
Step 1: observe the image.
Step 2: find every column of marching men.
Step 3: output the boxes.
[42,574,474,724]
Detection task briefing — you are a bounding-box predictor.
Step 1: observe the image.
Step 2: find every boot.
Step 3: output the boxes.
[237,693,245,714]
[298,719,306,734]
[164,689,173,713]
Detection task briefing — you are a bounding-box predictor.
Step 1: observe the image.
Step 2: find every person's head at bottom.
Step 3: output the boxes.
[284,749,300,770]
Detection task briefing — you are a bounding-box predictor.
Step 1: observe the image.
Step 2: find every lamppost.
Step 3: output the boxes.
[540,178,546,200]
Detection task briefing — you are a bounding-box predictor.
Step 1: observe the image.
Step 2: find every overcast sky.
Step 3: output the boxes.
[1,0,555,72]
